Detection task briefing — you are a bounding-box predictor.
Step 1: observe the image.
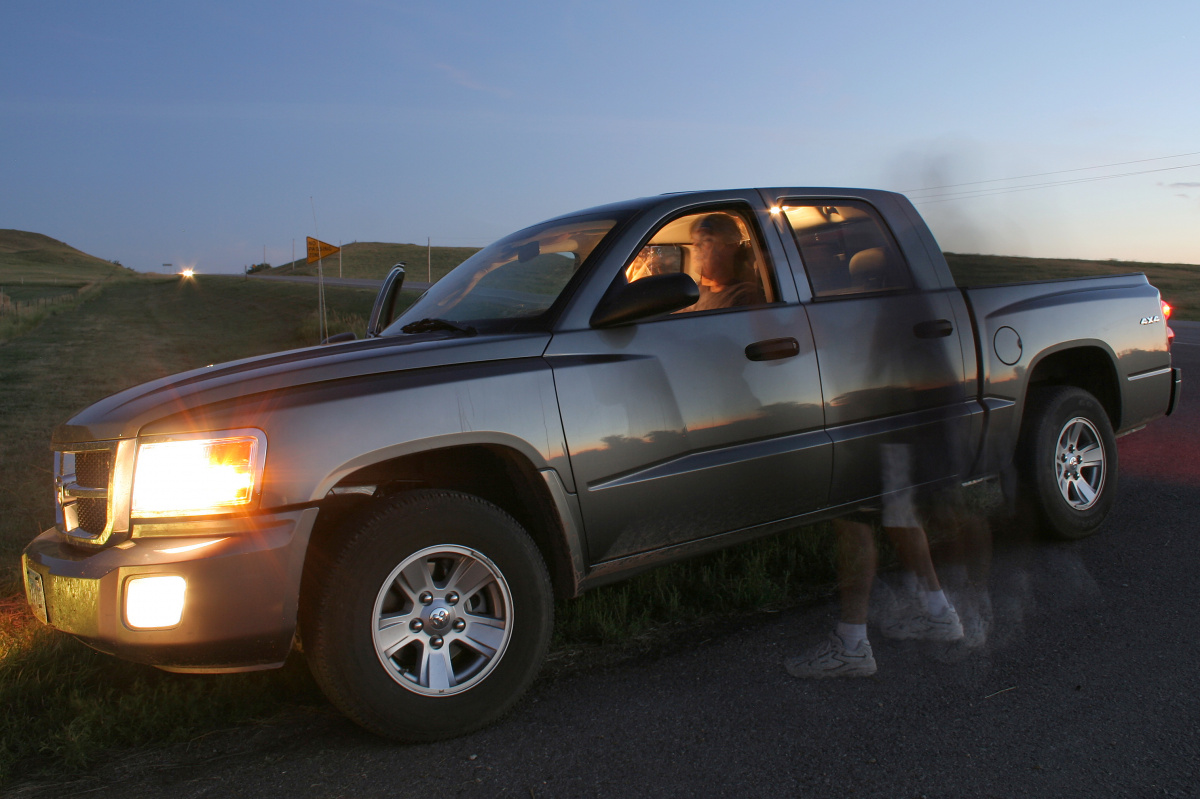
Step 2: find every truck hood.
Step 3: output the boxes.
[54,332,552,444]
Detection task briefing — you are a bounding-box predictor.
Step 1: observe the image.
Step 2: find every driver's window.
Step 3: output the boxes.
[625,209,774,313]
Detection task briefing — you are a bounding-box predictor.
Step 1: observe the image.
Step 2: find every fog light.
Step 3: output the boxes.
[125,575,186,629]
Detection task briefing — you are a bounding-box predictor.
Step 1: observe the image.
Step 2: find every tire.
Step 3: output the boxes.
[304,489,554,741]
[1016,386,1118,540]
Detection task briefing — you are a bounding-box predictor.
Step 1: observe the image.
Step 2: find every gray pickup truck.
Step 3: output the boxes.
[22,188,1179,740]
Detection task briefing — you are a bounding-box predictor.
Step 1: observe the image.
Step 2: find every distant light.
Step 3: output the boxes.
[181,268,195,278]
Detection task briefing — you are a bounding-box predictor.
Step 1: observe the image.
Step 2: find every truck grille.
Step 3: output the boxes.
[73,450,112,535]
[54,441,131,546]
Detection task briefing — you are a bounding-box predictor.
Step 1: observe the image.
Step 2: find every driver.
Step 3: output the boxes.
[686,213,765,312]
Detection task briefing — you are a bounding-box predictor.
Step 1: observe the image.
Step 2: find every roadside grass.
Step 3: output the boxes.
[945,253,1200,321]
[266,241,480,283]
[0,278,122,344]
[553,525,840,647]
[0,285,81,303]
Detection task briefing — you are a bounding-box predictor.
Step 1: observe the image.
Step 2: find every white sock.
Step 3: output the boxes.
[836,622,868,650]
[923,589,950,616]
[901,571,919,595]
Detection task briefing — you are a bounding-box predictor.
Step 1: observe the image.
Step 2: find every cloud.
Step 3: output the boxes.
[433,63,512,99]
[1168,182,1200,188]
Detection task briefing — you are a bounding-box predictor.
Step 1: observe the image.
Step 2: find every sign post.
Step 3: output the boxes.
[307,237,340,342]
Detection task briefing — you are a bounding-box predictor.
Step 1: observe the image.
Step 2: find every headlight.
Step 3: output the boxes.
[131,430,266,517]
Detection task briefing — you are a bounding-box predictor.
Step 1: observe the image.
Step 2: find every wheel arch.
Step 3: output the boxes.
[1020,343,1122,432]
[304,443,582,604]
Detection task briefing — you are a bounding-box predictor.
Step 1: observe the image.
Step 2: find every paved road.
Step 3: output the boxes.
[14,325,1198,798]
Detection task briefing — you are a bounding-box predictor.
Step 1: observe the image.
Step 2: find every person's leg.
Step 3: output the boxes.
[837,518,876,625]
[878,522,963,641]
[882,524,940,592]
[784,519,878,678]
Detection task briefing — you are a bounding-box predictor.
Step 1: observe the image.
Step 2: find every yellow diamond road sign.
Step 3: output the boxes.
[306,237,340,263]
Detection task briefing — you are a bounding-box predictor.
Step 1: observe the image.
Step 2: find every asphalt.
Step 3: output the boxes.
[12,324,1199,799]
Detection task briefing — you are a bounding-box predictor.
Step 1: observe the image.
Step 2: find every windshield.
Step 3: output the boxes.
[384,213,621,334]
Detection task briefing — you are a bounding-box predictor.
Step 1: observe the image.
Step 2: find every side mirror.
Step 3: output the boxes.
[590,273,699,328]
[367,264,406,337]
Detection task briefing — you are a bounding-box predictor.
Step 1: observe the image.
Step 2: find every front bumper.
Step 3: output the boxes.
[21,507,318,673]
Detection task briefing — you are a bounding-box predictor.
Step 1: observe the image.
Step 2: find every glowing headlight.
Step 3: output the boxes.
[126,575,186,629]
[131,431,265,517]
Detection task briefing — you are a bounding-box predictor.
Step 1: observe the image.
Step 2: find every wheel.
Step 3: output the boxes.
[304,489,553,740]
[1016,386,1118,540]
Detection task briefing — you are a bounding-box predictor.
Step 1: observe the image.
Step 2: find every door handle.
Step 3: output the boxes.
[913,319,954,339]
[745,337,800,361]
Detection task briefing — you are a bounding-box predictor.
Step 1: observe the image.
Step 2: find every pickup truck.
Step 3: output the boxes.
[22,187,1180,741]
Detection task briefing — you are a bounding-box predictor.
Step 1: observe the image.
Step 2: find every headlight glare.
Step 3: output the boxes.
[131,432,264,517]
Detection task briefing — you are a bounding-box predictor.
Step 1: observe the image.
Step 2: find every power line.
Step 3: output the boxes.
[910,160,1200,205]
[903,150,1200,194]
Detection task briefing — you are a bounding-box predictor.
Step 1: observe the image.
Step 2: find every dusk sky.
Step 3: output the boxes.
[3,1,1199,273]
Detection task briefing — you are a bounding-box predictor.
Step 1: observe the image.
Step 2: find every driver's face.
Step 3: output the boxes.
[691,229,739,285]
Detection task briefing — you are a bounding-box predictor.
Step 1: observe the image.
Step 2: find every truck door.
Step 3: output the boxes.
[546,204,830,564]
[774,198,972,507]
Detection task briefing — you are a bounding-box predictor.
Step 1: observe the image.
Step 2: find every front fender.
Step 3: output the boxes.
[138,358,574,508]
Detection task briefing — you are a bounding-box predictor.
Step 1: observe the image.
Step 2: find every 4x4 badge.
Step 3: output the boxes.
[1140,315,1161,325]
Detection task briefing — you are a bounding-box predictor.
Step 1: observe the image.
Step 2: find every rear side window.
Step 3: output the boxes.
[781,201,913,298]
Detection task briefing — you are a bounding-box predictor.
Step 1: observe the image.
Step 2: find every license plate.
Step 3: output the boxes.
[24,566,49,625]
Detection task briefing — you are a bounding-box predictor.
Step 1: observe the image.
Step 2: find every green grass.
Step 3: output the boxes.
[0,285,80,303]
[945,252,1200,321]
[553,526,840,646]
[267,241,481,283]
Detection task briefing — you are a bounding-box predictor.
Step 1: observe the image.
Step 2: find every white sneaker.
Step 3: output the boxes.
[957,591,992,649]
[880,605,965,642]
[785,634,877,678]
[874,580,922,637]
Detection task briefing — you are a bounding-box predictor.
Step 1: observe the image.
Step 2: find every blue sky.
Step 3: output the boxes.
[3,0,1199,273]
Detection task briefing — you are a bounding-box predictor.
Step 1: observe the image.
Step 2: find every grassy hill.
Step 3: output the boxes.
[0,230,135,285]
[0,230,142,341]
[945,253,1200,320]
[265,241,481,283]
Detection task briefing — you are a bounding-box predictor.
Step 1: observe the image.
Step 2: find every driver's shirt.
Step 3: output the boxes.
[688,280,765,312]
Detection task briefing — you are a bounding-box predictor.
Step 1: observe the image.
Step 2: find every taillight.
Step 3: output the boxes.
[1162,300,1175,345]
